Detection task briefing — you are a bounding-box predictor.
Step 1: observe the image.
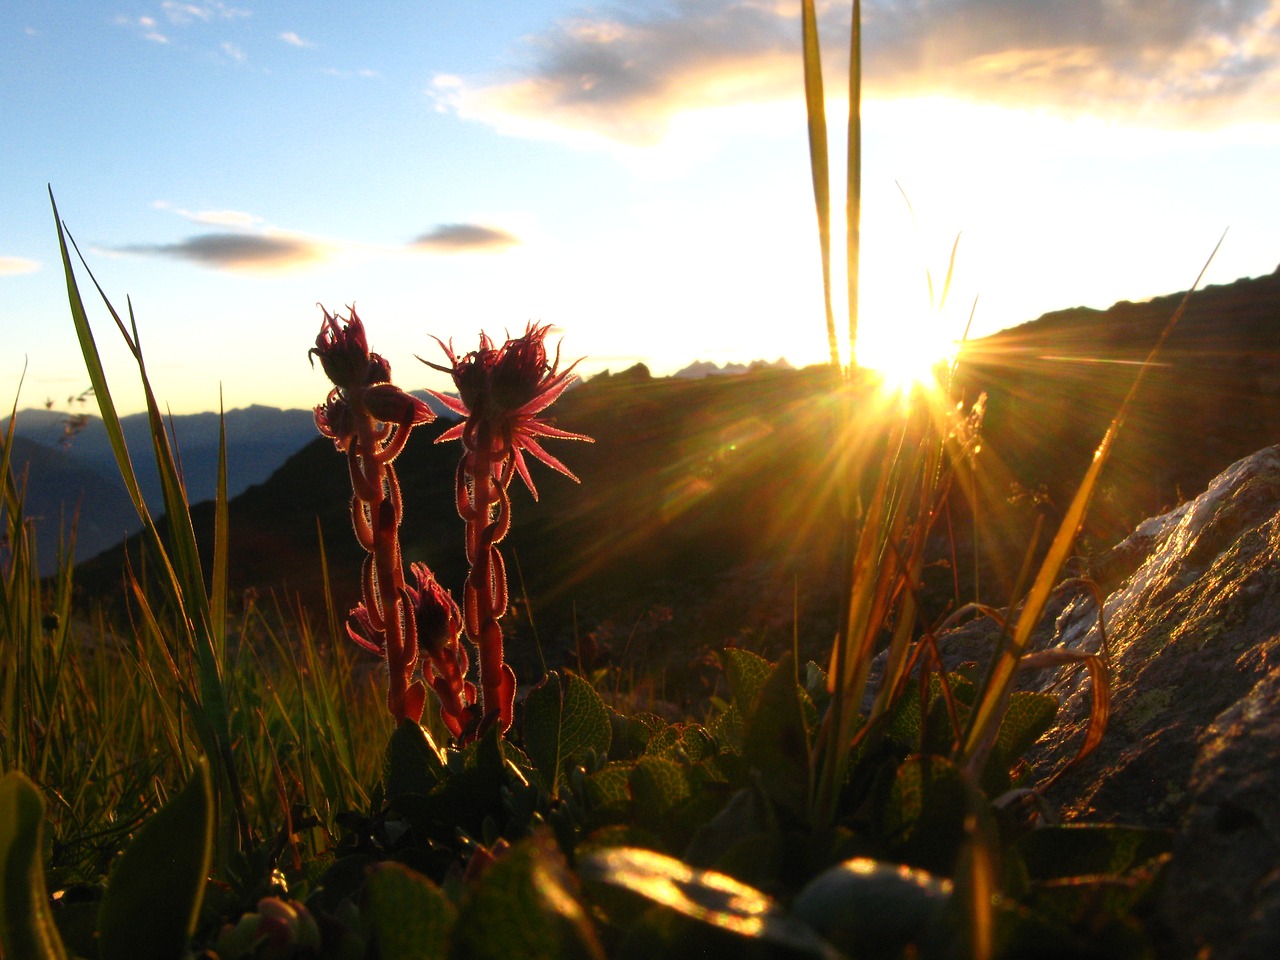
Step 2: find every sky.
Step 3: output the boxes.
[4,0,1280,416]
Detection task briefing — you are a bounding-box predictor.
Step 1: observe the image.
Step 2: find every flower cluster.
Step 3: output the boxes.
[310,307,473,732]
[425,322,591,732]
[311,312,589,739]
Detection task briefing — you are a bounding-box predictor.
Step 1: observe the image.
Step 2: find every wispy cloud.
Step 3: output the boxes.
[116,232,334,273]
[119,2,249,45]
[323,66,379,79]
[160,1,251,25]
[862,0,1280,123]
[279,31,314,49]
[411,224,521,252]
[115,14,170,44]
[153,201,264,228]
[436,0,1280,149]
[0,256,40,276]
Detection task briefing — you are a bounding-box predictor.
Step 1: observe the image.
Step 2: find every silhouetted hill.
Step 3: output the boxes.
[955,264,1280,572]
[69,265,1280,681]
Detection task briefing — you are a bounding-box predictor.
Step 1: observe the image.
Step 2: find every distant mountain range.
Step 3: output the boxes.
[673,358,793,378]
[2,405,320,572]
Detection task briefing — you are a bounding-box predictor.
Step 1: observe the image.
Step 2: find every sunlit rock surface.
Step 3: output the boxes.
[967,445,1280,960]
[1027,445,1280,827]
[930,445,1280,957]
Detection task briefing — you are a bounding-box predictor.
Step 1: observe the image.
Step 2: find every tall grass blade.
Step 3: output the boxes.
[50,189,250,851]
[211,393,229,655]
[801,0,839,370]
[845,0,862,367]
[960,232,1226,771]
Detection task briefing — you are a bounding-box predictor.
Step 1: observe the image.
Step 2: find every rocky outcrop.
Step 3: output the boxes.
[947,445,1280,959]
[1160,666,1280,958]
[1024,445,1280,829]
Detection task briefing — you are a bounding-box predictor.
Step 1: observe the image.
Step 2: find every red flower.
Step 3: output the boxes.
[312,307,433,459]
[425,322,592,499]
[405,563,476,737]
[407,562,464,658]
[310,305,442,726]
[308,306,390,391]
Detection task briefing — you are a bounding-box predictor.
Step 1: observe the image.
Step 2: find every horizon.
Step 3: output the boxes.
[5,2,1280,417]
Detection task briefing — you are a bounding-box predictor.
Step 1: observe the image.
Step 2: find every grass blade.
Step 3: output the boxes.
[801,0,839,370]
[845,0,862,366]
[960,232,1226,771]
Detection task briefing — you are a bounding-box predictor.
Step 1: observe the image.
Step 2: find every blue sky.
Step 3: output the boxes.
[4,1,1280,415]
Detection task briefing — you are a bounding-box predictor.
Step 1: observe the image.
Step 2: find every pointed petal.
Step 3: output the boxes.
[519,418,593,442]
[513,373,576,416]
[424,388,470,418]
[511,449,540,500]
[434,422,465,443]
[516,433,580,482]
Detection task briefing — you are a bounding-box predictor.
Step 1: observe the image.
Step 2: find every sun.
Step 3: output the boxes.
[854,318,961,395]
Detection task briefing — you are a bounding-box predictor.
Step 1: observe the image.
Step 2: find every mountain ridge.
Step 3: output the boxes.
[11,264,1280,616]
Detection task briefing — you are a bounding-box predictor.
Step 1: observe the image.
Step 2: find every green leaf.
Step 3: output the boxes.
[742,653,811,814]
[580,846,835,957]
[384,718,445,799]
[583,763,632,810]
[723,649,772,715]
[640,723,715,764]
[994,691,1059,765]
[608,710,663,761]
[629,757,692,820]
[395,725,510,839]
[451,832,604,960]
[800,0,840,369]
[366,862,455,960]
[882,755,967,874]
[0,772,70,960]
[97,759,213,960]
[523,671,612,797]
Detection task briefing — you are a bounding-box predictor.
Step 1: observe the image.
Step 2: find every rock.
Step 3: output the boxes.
[1023,445,1280,828]
[953,445,1280,959]
[1157,665,1280,959]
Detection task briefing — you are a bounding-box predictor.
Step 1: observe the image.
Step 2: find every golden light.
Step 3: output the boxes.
[854,314,962,396]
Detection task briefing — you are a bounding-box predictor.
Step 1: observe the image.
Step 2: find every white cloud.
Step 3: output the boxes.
[221,41,245,61]
[116,14,170,43]
[160,1,250,24]
[0,256,40,276]
[435,0,799,149]
[153,201,264,228]
[435,0,1280,151]
[279,31,314,49]
[323,66,379,79]
[412,224,521,252]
